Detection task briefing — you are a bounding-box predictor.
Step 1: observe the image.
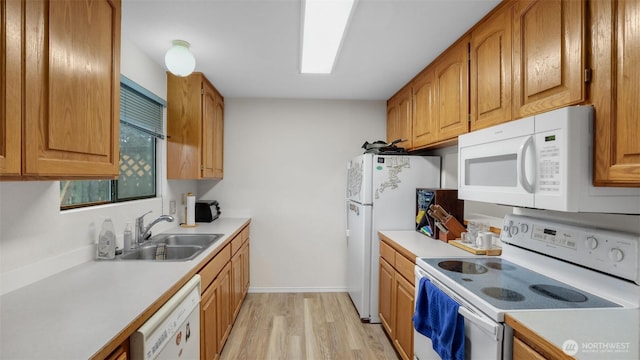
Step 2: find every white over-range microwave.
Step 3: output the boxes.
[458,105,640,214]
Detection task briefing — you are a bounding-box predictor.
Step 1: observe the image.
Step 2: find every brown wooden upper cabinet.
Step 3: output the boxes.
[1,0,21,177]
[167,72,224,180]
[512,0,586,118]
[433,36,470,143]
[411,37,470,150]
[411,67,437,149]
[2,0,121,179]
[590,0,640,186]
[390,0,639,186]
[470,2,513,131]
[386,85,413,149]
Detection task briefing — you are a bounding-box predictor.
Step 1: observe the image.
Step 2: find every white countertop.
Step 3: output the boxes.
[0,218,250,360]
[380,230,640,360]
[378,230,471,259]
[507,309,640,359]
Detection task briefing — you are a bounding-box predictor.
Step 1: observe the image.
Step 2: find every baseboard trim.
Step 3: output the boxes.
[248,286,348,293]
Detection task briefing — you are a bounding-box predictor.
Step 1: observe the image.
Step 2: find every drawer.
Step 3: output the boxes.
[380,240,395,264]
[394,252,415,285]
[231,232,243,255]
[199,243,231,292]
[242,226,250,243]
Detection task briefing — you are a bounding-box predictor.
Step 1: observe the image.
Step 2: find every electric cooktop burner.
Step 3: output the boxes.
[485,261,517,271]
[438,260,488,274]
[529,284,588,302]
[423,257,620,311]
[482,287,525,302]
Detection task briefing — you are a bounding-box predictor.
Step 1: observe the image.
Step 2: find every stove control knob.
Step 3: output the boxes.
[510,226,519,237]
[585,236,598,250]
[520,224,529,233]
[609,248,624,262]
[503,221,513,234]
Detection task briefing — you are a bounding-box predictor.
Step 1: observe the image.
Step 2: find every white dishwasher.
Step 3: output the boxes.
[131,275,201,360]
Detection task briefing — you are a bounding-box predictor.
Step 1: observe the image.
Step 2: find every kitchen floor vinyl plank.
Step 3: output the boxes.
[220,292,399,360]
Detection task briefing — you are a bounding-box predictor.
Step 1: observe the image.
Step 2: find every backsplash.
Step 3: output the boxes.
[0,180,197,295]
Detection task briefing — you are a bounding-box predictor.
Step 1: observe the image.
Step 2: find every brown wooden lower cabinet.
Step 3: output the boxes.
[378,238,415,360]
[201,280,219,360]
[105,342,129,360]
[216,262,233,352]
[231,227,250,320]
[505,314,572,360]
[200,225,251,360]
[513,337,547,360]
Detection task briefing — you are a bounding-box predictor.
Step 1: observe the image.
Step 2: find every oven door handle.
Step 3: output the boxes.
[415,268,502,340]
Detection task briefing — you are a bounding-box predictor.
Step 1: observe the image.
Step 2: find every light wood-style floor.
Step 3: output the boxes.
[220,292,400,360]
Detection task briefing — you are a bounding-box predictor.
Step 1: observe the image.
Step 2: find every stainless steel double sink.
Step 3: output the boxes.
[117,233,223,261]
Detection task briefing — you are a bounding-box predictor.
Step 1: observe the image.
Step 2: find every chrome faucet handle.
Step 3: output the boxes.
[137,210,153,222]
[135,211,153,243]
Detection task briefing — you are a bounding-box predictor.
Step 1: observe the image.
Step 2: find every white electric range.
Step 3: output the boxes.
[414,214,640,360]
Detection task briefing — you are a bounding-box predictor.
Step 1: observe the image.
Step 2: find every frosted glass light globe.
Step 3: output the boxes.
[165,40,196,77]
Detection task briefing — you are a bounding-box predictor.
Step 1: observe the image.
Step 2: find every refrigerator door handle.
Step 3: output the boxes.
[348,202,360,215]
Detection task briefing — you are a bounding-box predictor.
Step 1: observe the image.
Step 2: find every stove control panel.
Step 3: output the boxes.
[501,214,638,283]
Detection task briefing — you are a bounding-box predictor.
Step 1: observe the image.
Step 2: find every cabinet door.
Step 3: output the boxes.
[167,73,203,179]
[216,262,232,352]
[231,249,243,320]
[213,92,224,179]
[412,68,437,149]
[23,0,120,177]
[470,3,512,131]
[394,273,414,360]
[241,240,250,297]
[386,86,413,149]
[105,341,129,360]
[201,282,219,360]
[434,37,469,142]
[591,0,640,186]
[513,0,585,118]
[378,258,395,337]
[202,80,217,178]
[512,337,547,360]
[0,0,21,176]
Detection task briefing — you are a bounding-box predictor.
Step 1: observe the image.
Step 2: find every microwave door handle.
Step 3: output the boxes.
[518,136,535,193]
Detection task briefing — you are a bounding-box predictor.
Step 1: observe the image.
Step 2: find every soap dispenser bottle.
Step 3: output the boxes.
[123,222,133,251]
[97,218,116,259]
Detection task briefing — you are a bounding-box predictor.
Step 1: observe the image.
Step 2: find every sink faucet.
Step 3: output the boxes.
[135,211,175,245]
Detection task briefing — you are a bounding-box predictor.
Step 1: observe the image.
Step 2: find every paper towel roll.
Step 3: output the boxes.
[186,193,196,225]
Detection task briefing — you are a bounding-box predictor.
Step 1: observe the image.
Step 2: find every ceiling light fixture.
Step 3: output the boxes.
[300,0,356,74]
[165,40,196,77]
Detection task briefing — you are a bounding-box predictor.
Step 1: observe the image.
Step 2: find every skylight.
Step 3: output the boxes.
[300,0,356,74]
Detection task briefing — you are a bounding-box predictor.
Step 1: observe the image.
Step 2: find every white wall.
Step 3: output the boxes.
[0,37,196,295]
[198,98,386,291]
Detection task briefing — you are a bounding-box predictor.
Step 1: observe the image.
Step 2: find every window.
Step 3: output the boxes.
[60,76,166,209]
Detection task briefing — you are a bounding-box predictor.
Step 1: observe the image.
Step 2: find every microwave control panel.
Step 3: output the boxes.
[501,214,638,283]
[536,129,563,194]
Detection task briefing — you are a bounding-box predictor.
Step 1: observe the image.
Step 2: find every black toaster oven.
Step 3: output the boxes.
[195,200,221,222]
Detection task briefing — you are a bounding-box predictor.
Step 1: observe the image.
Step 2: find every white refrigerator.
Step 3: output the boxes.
[346,154,440,323]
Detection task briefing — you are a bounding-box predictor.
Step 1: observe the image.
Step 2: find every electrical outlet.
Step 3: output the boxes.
[169,200,176,215]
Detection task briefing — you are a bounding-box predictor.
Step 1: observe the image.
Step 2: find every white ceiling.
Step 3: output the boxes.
[122,0,501,100]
